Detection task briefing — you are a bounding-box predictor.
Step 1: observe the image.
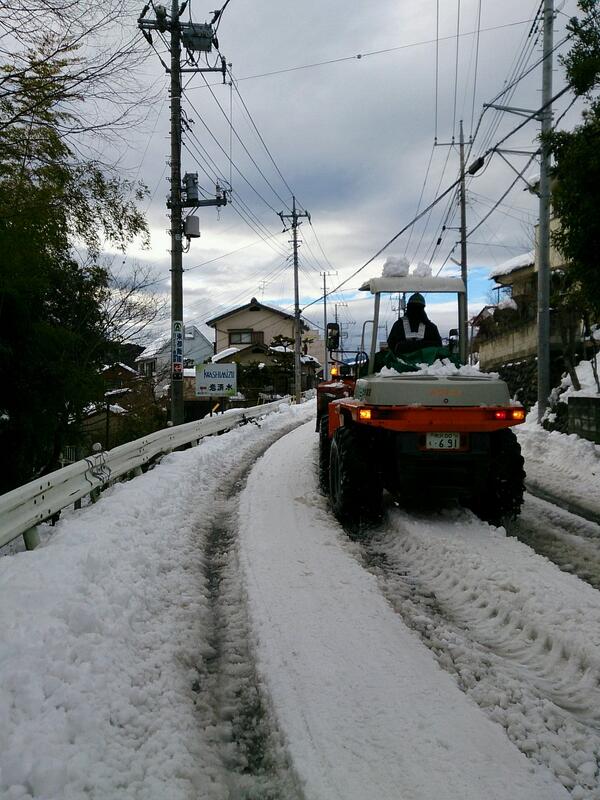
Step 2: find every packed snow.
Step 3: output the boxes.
[382,255,409,277]
[1,398,600,799]
[239,423,567,800]
[379,358,499,378]
[412,260,432,277]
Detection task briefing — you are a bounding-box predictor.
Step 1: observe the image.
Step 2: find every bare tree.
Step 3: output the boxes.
[0,1,156,141]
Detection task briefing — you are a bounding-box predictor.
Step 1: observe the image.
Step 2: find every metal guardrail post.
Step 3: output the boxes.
[23,526,40,550]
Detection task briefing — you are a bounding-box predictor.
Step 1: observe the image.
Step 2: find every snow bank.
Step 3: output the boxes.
[554,359,600,403]
[518,409,600,517]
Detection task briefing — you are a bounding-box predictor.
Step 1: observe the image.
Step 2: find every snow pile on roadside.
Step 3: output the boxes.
[379,359,498,378]
[553,358,600,403]
[518,410,600,516]
[0,402,312,800]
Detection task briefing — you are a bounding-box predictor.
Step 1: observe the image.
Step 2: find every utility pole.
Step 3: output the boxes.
[138,2,227,426]
[279,196,310,403]
[320,270,337,380]
[537,0,554,420]
[458,120,469,365]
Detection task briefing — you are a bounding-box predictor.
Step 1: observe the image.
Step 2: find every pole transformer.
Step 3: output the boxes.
[138,3,227,426]
[537,0,554,420]
[279,197,310,404]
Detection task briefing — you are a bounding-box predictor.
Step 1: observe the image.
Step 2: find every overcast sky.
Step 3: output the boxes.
[114,0,583,345]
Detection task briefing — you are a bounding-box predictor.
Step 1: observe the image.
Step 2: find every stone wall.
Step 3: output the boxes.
[496,356,565,411]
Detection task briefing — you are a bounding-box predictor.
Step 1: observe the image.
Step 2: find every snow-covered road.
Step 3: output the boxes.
[1,403,599,799]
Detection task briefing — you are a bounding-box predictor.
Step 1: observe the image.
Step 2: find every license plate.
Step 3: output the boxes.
[425,432,460,450]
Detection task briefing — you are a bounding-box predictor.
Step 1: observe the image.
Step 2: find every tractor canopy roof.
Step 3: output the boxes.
[359,276,466,295]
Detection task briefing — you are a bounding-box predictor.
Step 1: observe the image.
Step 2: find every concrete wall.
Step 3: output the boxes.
[479,323,538,371]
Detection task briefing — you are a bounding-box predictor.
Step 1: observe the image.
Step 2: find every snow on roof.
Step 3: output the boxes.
[102,362,138,374]
[301,354,321,365]
[135,333,169,361]
[360,276,466,294]
[211,347,240,362]
[489,251,534,279]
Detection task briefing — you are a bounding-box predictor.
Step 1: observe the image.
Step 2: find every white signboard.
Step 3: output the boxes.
[196,363,237,397]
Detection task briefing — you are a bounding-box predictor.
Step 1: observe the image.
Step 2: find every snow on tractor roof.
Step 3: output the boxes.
[359,276,466,294]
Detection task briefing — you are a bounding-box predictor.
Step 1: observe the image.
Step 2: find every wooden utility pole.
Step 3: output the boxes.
[279,197,310,403]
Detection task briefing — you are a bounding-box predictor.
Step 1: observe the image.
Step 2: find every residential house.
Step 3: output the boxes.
[207,298,323,394]
[135,324,214,381]
[474,218,574,373]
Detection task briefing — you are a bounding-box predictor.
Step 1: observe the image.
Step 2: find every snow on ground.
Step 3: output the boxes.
[2,396,600,799]
[238,422,568,800]
[367,506,600,798]
[0,402,312,800]
[518,411,600,519]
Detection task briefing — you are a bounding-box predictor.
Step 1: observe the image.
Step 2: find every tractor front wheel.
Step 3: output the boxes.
[329,426,382,524]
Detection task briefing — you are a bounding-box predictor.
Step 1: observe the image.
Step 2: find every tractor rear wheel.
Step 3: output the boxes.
[469,428,525,526]
[318,415,330,493]
[329,426,382,523]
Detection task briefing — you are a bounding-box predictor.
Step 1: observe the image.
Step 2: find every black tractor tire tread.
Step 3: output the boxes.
[318,415,331,493]
[329,426,383,523]
[471,428,525,526]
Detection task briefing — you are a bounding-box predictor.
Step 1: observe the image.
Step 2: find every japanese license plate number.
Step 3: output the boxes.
[426,432,460,450]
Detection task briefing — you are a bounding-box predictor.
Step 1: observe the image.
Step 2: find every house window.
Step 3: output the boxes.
[229,330,253,345]
[142,359,156,377]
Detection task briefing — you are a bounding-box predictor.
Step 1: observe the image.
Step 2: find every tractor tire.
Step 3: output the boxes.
[329,426,383,524]
[318,415,331,494]
[470,428,525,526]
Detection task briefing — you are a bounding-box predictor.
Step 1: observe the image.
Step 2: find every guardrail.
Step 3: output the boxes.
[0,398,291,552]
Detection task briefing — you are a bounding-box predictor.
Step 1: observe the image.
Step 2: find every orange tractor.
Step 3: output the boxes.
[317,276,526,526]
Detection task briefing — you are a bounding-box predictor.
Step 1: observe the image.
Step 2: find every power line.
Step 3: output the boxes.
[214,19,537,85]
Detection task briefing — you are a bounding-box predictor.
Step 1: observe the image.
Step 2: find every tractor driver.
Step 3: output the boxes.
[387,292,442,356]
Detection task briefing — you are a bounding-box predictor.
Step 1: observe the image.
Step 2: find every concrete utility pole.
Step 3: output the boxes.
[279,197,310,403]
[458,120,469,365]
[320,270,337,381]
[537,0,554,420]
[138,3,227,426]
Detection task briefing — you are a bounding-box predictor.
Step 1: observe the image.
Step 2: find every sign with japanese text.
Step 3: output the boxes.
[195,363,237,397]
[172,320,184,381]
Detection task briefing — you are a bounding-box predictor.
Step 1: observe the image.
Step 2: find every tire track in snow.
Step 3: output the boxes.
[512,493,600,590]
[192,416,307,800]
[357,507,600,799]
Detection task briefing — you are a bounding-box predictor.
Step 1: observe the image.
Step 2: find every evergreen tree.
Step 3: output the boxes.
[0,43,148,491]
